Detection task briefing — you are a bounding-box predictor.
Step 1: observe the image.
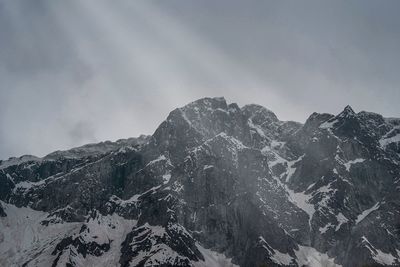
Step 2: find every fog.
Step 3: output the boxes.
[1,0,399,159]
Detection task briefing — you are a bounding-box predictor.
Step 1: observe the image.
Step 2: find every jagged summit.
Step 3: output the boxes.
[336,105,356,119]
[179,96,228,112]
[1,97,400,267]
[241,104,279,123]
[343,104,355,114]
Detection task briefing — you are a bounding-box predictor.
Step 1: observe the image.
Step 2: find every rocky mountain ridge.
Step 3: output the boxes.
[1,97,399,267]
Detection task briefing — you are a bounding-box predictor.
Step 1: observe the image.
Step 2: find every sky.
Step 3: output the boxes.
[1,0,400,159]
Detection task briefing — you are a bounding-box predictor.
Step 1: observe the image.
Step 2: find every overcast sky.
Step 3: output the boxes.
[1,0,400,159]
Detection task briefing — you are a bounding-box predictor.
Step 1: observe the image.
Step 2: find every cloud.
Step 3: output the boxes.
[1,0,400,159]
[68,121,96,145]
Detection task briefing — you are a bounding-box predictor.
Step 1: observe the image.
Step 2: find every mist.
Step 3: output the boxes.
[1,0,400,159]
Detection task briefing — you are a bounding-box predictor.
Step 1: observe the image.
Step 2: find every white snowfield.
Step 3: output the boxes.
[194,245,239,267]
[259,236,342,267]
[0,201,136,267]
[0,202,240,267]
[295,246,342,267]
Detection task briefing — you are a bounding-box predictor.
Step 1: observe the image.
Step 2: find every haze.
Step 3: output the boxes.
[1,0,400,159]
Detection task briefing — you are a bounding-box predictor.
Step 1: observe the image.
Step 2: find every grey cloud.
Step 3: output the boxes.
[0,0,399,159]
[68,121,97,145]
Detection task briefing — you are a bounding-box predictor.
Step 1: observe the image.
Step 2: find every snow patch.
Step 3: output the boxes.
[13,179,46,193]
[319,223,333,234]
[335,213,349,231]
[295,245,342,267]
[259,236,294,266]
[261,145,286,168]
[285,155,305,182]
[194,244,239,267]
[344,158,365,171]
[361,236,397,266]
[0,155,40,170]
[356,202,380,224]
[203,165,214,170]
[320,119,339,130]
[379,127,400,148]
[248,119,266,138]
[286,187,315,228]
[162,173,171,184]
[147,155,167,166]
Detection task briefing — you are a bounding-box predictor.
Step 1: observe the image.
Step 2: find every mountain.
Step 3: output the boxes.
[1,97,399,267]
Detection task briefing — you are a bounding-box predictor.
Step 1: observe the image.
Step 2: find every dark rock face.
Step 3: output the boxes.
[1,97,400,267]
[120,222,203,267]
[0,203,6,217]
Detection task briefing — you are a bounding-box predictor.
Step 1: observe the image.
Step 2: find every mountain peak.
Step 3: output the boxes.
[1,97,400,267]
[184,96,227,109]
[339,105,356,117]
[241,104,278,122]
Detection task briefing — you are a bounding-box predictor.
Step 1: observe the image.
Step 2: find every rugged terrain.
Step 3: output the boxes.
[1,97,400,267]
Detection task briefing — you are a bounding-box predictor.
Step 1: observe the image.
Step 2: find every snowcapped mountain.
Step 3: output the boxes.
[1,97,400,267]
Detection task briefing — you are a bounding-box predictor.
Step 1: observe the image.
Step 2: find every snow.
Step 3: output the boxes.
[172,180,184,193]
[0,155,40,170]
[343,158,365,171]
[112,193,141,207]
[125,223,196,267]
[316,183,335,194]
[261,145,286,168]
[356,202,380,224]
[271,251,294,266]
[203,165,214,170]
[373,249,397,266]
[82,215,137,267]
[307,182,316,191]
[0,201,137,267]
[361,236,397,266]
[295,245,342,267]
[380,133,400,148]
[162,173,171,184]
[0,202,80,267]
[248,118,266,138]
[320,119,339,130]
[194,243,239,267]
[215,108,229,114]
[5,173,15,184]
[259,236,294,266]
[266,155,315,228]
[218,132,247,150]
[286,187,315,228]
[260,237,341,266]
[285,155,305,182]
[139,244,182,267]
[335,212,349,231]
[319,223,333,234]
[13,180,45,192]
[312,182,337,210]
[146,155,167,166]
[180,109,192,126]
[379,125,400,148]
[270,140,285,149]
[199,133,248,168]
